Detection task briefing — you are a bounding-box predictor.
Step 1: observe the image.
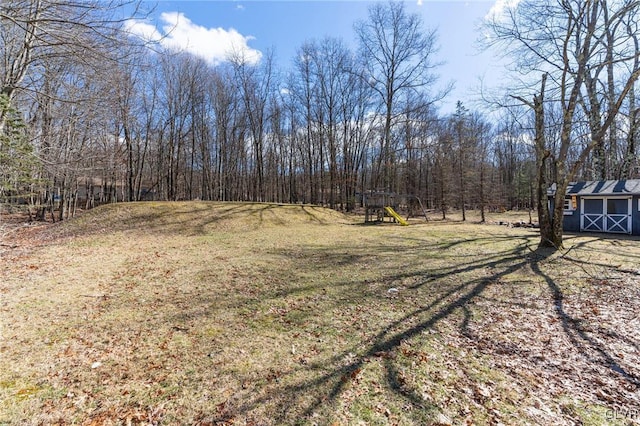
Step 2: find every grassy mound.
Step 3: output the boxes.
[47,201,354,238]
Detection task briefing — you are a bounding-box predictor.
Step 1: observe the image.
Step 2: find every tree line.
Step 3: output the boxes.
[2,0,640,249]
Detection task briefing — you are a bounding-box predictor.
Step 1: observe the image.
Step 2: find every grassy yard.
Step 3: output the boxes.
[1,202,639,425]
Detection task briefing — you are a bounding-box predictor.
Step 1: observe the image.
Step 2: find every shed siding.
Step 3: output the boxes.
[631,196,640,235]
[562,206,580,232]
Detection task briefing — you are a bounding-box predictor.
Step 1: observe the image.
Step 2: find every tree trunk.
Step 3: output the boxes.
[479,163,486,223]
[529,73,562,249]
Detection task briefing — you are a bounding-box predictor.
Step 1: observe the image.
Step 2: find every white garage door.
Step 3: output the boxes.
[580,197,632,234]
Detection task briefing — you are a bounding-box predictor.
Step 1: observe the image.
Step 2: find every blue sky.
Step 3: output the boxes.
[130,0,515,114]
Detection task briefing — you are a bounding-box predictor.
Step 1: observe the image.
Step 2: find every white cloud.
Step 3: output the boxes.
[485,0,521,22]
[125,12,262,66]
[125,19,162,43]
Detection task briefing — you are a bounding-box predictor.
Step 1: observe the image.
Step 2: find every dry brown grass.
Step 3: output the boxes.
[1,202,639,425]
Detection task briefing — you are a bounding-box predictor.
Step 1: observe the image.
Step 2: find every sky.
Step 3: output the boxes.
[128,0,517,114]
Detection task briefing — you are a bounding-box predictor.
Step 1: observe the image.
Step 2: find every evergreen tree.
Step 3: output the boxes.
[0,94,39,210]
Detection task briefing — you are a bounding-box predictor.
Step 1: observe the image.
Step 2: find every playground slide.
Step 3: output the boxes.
[384,206,408,226]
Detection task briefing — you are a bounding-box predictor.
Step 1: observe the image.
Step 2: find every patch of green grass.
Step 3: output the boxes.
[556,397,632,426]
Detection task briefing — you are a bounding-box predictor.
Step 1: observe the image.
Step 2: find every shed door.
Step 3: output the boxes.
[580,197,631,234]
[581,198,604,232]
[605,198,632,233]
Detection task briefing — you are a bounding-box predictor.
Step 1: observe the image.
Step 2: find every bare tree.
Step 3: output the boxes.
[209,65,245,202]
[396,92,438,214]
[0,0,147,221]
[355,0,447,192]
[290,42,323,204]
[617,16,640,179]
[451,102,470,221]
[432,119,454,219]
[230,50,277,202]
[0,0,143,128]
[311,37,348,209]
[339,67,374,211]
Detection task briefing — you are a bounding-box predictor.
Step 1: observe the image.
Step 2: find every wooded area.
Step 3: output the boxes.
[1,0,640,247]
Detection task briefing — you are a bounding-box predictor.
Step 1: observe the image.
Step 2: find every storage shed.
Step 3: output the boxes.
[551,180,640,235]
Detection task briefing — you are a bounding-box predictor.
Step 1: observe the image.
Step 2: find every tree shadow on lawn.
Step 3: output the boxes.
[530,249,640,387]
[49,202,342,239]
[560,233,640,274]
[197,234,543,423]
[195,231,640,424]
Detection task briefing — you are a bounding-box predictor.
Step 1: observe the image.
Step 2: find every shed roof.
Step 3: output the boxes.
[566,180,640,196]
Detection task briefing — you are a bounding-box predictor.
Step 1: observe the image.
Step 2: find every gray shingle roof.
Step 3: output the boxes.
[566,180,640,195]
